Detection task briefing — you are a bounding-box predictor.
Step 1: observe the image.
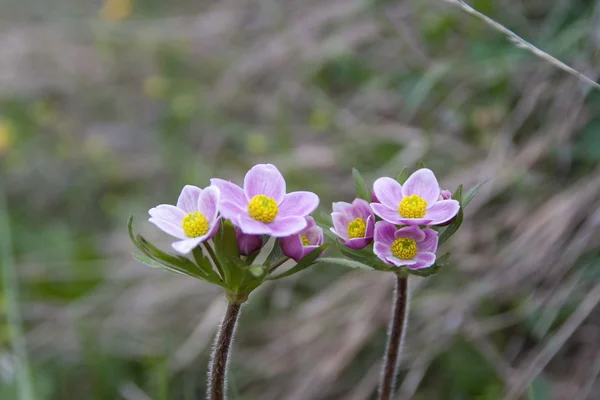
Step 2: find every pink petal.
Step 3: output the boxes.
[237,215,273,235]
[304,225,323,245]
[278,191,319,218]
[371,203,404,225]
[176,185,202,213]
[236,229,263,256]
[371,189,379,203]
[394,225,426,242]
[408,252,436,270]
[197,185,220,221]
[268,216,308,237]
[374,242,392,261]
[365,215,375,239]
[243,164,286,203]
[344,237,371,250]
[397,217,434,226]
[374,221,396,245]
[219,200,247,222]
[332,201,353,214]
[424,200,460,225]
[386,256,418,267]
[439,189,452,200]
[148,217,186,239]
[280,235,303,262]
[202,218,221,241]
[401,169,440,204]
[373,177,403,210]
[331,212,352,240]
[148,205,186,225]
[304,216,317,229]
[172,237,203,254]
[210,179,248,209]
[418,228,438,253]
[352,198,375,220]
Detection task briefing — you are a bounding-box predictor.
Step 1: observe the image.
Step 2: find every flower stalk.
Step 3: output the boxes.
[378,274,409,400]
[209,302,242,400]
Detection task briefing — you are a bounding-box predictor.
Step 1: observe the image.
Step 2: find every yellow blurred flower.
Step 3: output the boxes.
[0,119,14,153]
[100,0,133,21]
[144,76,169,100]
[171,94,197,119]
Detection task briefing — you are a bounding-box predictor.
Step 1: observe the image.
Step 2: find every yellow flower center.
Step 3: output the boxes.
[248,195,279,223]
[182,212,209,238]
[301,235,310,246]
[347,217,367,239]
[391,238,418,260]
[398,194,428,219]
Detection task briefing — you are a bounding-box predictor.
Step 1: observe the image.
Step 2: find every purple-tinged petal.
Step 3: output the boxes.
[396,217,434,226]
[305,216,317,229]
[148,205,186,225]
[197,185,219,221]
[201,218,221,241]
[177,185,202,213]
[236,229,263,256]
[243,164,286,203]
[394,225,426,242]
[237,215,272,235]
[371,189,380,203]
[331,212,352,240]
[304,226,323,245]
[409,252,436,270]
[332,201,353,214]
[210,179,248,209]
[219,200,247,222]
[172,237,203,254]
[386,256,418,267]
[352,198,375,220]
[278,191,319,218]
[418,228,439,253]
[374,242,392,262]
[424,200,460,225]
[439,189,452,200]
[365,215,375,239]
[373,177,403,210]
[280,235,304,262]
[371,203,404,225]
[401,169,440,204]
[268,216,308,237]
[374,221,396,245]
[345,237,371,250]
[149,218,186,239]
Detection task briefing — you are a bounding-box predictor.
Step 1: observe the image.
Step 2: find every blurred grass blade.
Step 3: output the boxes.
[396,167,409,184]
[463,181,487,207]
[443,0,600,89]
[0,181,36,400]
[352,168,370,201]
[315,257,374,270]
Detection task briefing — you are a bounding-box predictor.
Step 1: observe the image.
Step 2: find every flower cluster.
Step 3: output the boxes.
[329,168,461,272]
[130,164,326,304]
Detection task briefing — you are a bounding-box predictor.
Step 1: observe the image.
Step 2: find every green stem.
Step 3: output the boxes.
[203,242,225,280]
[378,274,409,400]
[268,257,290,274]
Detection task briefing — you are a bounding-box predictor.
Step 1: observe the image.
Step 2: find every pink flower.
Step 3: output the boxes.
[280,217,324,262]
[211,164,319,237]
[330,198,375,249]
[371,169,460,226]
[236,228,263,256]
[371,189,380,203]
[373,221,438,269]
[148,185,221,254]
[439,189,452,200]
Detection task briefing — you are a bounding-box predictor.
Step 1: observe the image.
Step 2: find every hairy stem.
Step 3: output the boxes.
[208,302,241,400]
[378,274,409,400]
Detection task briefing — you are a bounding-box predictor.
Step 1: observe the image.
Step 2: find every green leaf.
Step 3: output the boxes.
[438,206,463,246]
[137,236,211,279]
[352,168,370,201]
[212,220,242,285]
[262,238,284,267]
[527,377,552,400]
[192,247,220,278]
[249,266,265,277]
[463,181,487,207]
[268,244,329,280]
[418,160,427,169]
[452,184,464,202]
[339,246,390,270]
[132,252,207,280]
[396,167,409,184]
[315,257,374,270]
[128,216,139,247]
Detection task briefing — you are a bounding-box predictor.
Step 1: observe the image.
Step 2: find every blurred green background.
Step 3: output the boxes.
[2,0,600,399]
